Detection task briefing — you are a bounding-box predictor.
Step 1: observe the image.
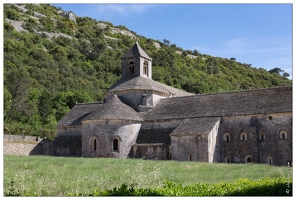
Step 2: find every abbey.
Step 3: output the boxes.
[50,42,292,166]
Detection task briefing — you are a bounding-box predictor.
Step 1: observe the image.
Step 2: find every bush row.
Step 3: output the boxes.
[70,177,292,196]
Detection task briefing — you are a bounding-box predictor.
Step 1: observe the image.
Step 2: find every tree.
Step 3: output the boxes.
[163,39,170,45]
[283,72,290,78]
[268,67,283,74]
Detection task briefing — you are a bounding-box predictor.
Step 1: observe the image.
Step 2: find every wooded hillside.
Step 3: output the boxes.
[3,4,292,138]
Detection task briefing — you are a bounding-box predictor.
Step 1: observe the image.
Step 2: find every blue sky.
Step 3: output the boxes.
[51,3,292,78]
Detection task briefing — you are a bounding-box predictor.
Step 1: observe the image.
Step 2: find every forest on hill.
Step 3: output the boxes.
[3,4,292,138]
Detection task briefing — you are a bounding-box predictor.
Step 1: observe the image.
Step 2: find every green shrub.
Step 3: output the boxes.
[74,178,292,196]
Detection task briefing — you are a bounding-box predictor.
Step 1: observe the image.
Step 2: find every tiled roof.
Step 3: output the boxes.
[135,128,175,144]
[57,103,102,126]
[170,117,220,136]
[82,95,143,121]
[106,76,193,97]
[122,42,152,60]
[145,86,292,120]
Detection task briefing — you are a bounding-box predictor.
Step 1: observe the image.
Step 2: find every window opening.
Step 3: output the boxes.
[113,138,119,151]
[279,131,287,140]
[93,139,96,151]
[143,61,148,76]
[129,61,135,74]
[188,154,192,161]
[224,133,230,142]
[240,132,247,141]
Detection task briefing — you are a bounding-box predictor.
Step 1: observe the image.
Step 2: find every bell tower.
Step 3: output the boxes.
[121,42,152,79]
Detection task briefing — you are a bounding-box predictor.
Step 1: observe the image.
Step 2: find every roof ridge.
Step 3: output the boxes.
[157,85,292,102]
[75,102,103,105]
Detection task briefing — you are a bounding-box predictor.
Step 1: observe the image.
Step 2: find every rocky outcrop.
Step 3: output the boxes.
[97,22,136,38]
[58,10,76,23]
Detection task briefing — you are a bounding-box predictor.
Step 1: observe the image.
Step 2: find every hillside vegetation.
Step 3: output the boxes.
[3,4,292,138]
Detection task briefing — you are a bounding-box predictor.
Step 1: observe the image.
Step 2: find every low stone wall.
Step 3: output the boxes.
[4,134,42,142]
[3,134,51,156]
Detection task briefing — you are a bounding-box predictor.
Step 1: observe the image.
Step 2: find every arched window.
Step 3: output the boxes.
[90,137,98,151]
[128,61,135,74]
[93,139,97,151]
[143,61,148,76]
[245,155,252,163]
[113,138,119,152]
[279,130,287,140]
[224,132,230,142]
[267,156,273,165]
[240,132,247,141]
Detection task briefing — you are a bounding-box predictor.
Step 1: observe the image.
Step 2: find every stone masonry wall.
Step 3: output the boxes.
[3,134,51,155]
[220,113,292,166]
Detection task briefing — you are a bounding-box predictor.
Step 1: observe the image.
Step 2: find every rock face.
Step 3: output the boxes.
[97,22,136,38]
[58,10,76,23]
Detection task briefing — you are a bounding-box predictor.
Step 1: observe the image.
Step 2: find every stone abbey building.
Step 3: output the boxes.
[49,43,292,166]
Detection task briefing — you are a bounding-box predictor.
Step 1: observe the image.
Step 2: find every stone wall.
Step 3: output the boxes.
[3,134,51,155]
[133,144,169,160]
[220,113,292,166]
[170,134,209,162]
[81,119,141,158]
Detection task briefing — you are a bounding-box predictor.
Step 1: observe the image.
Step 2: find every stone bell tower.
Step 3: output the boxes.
[121,41,152,79]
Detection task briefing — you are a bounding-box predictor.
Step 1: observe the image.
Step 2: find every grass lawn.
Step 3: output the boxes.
[3,155,292,196]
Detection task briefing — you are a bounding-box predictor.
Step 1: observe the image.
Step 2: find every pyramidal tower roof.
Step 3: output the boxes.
[122,42,152,60]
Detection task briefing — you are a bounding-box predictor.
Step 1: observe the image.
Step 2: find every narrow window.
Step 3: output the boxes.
[128,61,134,74]
[90,137,98,151]
[260,133,265,141]
[167,152,171,160]
[240,132,247,141]
[247,157,252,163]
[224,133,230,142]
[279,131,287,140]
[113,138,119,151]
[143,61,148,76]
[93,139,97,151]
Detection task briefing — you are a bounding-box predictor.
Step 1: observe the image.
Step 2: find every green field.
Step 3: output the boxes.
[3,155,292,196]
